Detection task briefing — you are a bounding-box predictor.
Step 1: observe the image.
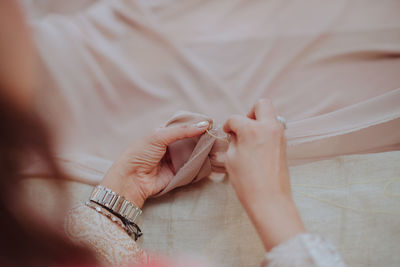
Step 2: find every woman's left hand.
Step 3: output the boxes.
[100,121,210,208]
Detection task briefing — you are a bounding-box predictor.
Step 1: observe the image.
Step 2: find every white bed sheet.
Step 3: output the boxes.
[23,151,400,266]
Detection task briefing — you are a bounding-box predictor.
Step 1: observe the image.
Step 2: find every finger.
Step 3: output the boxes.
[247,98,277,122]
[223,115,248,135]
[152,120,210,147]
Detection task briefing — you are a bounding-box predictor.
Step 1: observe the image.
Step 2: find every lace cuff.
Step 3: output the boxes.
[65,204,147,266]
[262,233,346,267]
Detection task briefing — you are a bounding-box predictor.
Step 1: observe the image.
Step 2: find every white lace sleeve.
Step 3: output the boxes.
[261,233,346,267]
[65,204,148,266]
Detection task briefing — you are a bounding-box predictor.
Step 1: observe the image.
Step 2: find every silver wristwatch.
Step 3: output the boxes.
[89,185,142,224]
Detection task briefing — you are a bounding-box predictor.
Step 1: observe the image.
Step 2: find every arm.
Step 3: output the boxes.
[223,99,346,266]
[261,233,345,267]
[65,203,146,266]
[223,99,305,251]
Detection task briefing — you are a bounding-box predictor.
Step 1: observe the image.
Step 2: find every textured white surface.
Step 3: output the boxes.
[23,151,400,266]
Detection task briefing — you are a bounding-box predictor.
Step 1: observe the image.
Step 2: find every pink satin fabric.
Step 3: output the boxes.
[21,0,400,187]
[157,111,227,196]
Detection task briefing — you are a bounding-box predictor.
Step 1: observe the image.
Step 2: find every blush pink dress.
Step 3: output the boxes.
[23,0,400,183]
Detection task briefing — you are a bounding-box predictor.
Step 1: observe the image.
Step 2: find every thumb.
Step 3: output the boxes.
[147,120,210,161]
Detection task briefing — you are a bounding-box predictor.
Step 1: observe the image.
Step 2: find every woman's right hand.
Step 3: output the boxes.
[223,99,305,251]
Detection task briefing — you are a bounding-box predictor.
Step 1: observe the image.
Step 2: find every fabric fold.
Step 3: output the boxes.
[155,111,227,196]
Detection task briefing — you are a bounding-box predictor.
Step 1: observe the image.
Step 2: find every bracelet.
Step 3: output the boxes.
[89,185,142,224]
[88,185,143,240]
[86,201,143,241]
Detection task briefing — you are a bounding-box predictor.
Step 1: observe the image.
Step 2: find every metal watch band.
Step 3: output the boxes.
[90,185,142,224]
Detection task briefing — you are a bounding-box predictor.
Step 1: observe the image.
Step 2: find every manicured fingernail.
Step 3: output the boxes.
[194,121,209,128]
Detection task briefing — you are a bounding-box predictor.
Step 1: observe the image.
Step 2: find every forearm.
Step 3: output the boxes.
[65,204,147,266]
[242,194,306,251]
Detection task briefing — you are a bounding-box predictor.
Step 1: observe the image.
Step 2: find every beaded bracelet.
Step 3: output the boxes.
[85,201,142,241]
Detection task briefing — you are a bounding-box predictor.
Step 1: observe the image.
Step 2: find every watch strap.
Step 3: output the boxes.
[90,185,142,224]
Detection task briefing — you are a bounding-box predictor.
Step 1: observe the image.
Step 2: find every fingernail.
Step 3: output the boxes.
[194,121,209,128]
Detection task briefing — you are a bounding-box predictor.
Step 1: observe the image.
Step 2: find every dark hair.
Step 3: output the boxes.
[0,90,95,266]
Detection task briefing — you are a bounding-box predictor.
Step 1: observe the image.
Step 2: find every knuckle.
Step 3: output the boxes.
[150,127,163,139]
[226,117,234,126]
[180,124,189,130]
[226,115,244,131]
[244,123,263,140]
[225,117,233,127]
[267,123,283,136]
[150,127,167,144]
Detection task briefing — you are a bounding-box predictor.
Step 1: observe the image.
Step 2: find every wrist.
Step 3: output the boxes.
[100,173,147,209]
[123,182,146,209]
[243,194,305,251]
[236,184,292,213]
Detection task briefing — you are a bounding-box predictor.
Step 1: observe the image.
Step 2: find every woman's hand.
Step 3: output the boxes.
[100,121,210,208]
[223,99,305,251]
